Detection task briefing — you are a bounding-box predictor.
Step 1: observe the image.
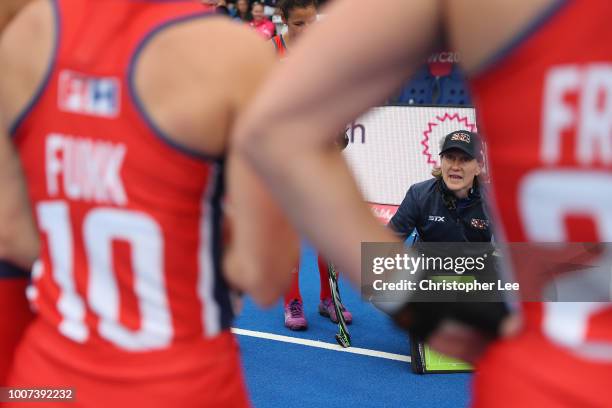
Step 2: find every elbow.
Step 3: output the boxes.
[249,282,283,308]
[236,129,280,174]
[224,252,294,309]
[233,114,270,163]
[246,250,297,307]
[233,264,286,308]
[233,116,305,177]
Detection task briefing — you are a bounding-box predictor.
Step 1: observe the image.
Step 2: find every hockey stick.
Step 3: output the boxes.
[327,262,351,348]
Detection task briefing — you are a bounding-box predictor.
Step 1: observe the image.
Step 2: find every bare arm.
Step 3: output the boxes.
[0,128,39,269]
[0,0,46,269]
[145,19,302,307]
[234,0,442,284]
[134,17,299,307]
[220,26,300,306]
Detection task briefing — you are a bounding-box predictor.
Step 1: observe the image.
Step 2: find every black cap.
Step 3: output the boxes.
[439,130,481,159]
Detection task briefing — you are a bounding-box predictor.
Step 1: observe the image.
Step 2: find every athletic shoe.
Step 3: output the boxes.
[284,299,307,330]
[318,297,352,324]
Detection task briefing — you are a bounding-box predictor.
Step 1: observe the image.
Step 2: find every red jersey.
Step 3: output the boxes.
[9,1,248,405]
[0,277,33,384]
[471,0,612,405]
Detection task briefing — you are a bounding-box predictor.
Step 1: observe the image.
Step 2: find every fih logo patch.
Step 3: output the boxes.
[58,70,120,118]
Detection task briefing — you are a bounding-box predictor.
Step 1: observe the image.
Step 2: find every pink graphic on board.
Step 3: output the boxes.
[370,203,399,224]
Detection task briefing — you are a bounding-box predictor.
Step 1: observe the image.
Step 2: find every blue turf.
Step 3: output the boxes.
[234,244,472,407]
[239,336,471,408]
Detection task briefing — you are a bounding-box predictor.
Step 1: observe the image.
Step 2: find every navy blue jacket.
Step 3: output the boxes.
[388,178,492,243]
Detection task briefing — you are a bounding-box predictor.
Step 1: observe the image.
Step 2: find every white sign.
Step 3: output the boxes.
[343,106,477,206]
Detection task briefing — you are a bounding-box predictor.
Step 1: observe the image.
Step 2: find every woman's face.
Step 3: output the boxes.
[237,0,249,14]
[440,149,482,198]
[286,5,317,39]
[252,4,265,21]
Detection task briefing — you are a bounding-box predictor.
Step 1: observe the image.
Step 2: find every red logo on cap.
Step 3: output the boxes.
[450,133,471,143]
[421,113,477,166]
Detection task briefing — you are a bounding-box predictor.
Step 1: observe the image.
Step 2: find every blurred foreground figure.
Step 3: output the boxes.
[0,0,298,405]
[235,0,612,406]
[0,0,37,385]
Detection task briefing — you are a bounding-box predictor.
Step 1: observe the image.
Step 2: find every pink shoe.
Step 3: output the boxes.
[318,297,352,324]
[284,299,308,330]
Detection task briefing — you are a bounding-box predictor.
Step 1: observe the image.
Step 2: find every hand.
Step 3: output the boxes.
[427,314,522,364]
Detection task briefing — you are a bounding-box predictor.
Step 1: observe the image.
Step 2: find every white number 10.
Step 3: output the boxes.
[37,201,172,351]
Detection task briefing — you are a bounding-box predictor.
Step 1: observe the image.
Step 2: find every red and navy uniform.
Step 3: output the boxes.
[471,0,612,405]
[8,1,247,406]
[0,264,33,384]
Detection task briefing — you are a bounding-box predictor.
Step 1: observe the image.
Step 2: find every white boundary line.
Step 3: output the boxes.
[231,327,410,363]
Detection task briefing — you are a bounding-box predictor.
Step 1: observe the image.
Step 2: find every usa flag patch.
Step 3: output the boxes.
[470,218,489,230]
[58,70,120,118]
